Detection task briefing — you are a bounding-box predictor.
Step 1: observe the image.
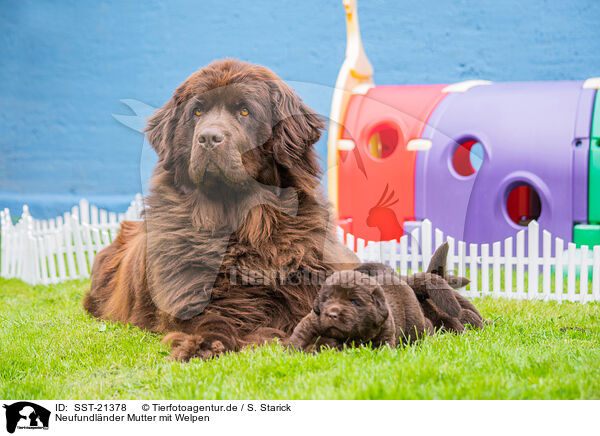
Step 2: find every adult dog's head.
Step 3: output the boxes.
[145,59,324,199]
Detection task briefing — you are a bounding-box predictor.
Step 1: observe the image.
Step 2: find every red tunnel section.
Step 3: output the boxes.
[337,85,448,241]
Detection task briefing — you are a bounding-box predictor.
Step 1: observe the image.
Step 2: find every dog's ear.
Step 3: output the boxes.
[427,242,449,277]
[446,275,470,289]
[145,98,179,167]
[371,285,389,326]
[269,81,324,170]
[354,262,395,280]
[313,294,322,316]
[405,273,427,299]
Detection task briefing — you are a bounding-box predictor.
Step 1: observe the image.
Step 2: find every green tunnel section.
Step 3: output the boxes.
[574,224,600,247]
[575,90,600,248]
[590,90,600,224]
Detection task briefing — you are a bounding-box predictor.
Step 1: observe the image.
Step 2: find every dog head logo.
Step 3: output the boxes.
[3,402,50,434]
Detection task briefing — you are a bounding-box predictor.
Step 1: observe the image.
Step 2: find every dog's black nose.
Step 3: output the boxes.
[198,128,225,149]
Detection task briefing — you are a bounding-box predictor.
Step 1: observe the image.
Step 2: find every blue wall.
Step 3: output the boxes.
[1,0,599,218]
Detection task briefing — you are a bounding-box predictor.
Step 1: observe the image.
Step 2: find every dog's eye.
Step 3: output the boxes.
[350,300,358,307]
[194,108,203,116]
[240,107,249,116]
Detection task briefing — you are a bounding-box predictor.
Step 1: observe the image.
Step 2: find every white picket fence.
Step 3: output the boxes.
[0,194,144,285]
[1,196,599,302]
[336,219,600,303]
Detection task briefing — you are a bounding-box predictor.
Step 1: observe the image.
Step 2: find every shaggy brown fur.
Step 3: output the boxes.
[288,266,432,352]
[83,59,359,361]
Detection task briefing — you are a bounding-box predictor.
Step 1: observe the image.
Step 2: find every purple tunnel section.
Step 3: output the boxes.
[415,81,595,247]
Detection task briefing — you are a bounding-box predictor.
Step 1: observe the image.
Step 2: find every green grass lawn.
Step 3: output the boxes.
[1,277,599,399]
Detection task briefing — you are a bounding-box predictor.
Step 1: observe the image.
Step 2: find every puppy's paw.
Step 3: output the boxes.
[308,336,344,353]
[424,319,435,335]
[439,316,465,334]
[162,332,225,362]
[459,309,484,329]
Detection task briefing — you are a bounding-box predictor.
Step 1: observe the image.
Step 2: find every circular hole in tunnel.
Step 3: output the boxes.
[506,183,542,226]
[452,139,484,177]
[367,124,400,159]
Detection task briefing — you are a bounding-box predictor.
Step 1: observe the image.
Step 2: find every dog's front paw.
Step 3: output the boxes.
[459,309,485,329]
[307,336,344,353]
[162,332,225,361]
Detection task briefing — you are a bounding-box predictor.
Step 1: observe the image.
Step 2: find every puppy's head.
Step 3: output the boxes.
[145,59,324,197]
[313,270,389,341]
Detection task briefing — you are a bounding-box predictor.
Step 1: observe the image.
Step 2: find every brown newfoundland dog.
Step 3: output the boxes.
[83,59,359,361]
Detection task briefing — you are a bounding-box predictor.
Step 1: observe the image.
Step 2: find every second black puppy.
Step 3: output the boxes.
[288,269,430,352]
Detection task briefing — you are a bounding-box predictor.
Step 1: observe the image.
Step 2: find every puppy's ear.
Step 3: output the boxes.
[269,81,324,170]
[371,285,389,326]
[446,275,470,289]
[427,242,449,278]
[313,294,321,316]
[405,273,428,299]
[354,262,395,280]
[145,98,178,167]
